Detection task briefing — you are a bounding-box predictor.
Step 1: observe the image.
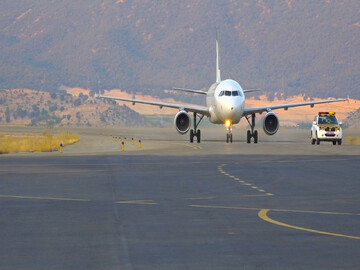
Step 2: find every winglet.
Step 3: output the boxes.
[216,30,221,83]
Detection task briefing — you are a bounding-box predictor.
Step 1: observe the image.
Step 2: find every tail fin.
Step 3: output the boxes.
[216,30,221,82]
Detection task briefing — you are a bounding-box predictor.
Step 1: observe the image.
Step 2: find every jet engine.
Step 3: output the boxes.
[262,112,279,135]
[174,111,191,134]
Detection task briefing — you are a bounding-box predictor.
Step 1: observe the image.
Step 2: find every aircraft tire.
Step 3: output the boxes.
[230,133,233,143]
[190,129,194,143]
[247,130,251,144]
[197,130,201,143]
[254,130,258,144]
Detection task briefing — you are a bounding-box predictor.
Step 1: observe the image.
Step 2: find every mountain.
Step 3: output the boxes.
[0,0,359,100]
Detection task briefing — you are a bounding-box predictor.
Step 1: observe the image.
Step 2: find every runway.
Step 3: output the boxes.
[0,128,360,269]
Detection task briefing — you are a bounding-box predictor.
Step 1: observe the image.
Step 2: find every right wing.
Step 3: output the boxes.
[98,95,210,116]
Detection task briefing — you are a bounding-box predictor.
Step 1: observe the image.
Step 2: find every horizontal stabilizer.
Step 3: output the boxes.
[172,88,207,95]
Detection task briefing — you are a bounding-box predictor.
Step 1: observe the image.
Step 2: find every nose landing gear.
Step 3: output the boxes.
[226,131,233,143]
[224,120,233,143]
[245,113,258,144]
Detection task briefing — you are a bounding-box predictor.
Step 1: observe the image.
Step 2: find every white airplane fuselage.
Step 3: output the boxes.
[206,79,245,125]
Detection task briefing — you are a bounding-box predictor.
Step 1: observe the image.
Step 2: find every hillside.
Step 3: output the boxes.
[0,89,149,127]
[1,88,359,129]
[0,1,359,99]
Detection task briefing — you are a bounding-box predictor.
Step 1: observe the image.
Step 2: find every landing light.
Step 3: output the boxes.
[225,120,231,128]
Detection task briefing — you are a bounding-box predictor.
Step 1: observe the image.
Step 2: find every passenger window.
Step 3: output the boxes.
[218,91,224,96]
[225,91,231,96]
[232,91,238,96]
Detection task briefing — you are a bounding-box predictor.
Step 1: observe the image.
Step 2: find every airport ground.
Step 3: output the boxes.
[0,126,359,269]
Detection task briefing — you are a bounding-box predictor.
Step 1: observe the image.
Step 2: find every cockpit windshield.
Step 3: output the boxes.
[218,90,242,97]
[318,115,338,125]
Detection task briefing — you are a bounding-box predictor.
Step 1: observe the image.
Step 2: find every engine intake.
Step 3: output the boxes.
[262,112,279,135]
[174,111,191,134]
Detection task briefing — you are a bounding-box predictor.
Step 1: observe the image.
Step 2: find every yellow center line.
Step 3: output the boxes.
[0,194,90,202]
[259,209,360,240]
[190,204,360,216]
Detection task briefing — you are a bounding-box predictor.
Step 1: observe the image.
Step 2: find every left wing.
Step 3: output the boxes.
[98,95,210,116]
[243,98,346,116]
[243,89,261,94]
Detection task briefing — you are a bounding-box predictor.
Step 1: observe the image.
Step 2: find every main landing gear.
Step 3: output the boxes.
[190,112,204,143]
[245,113,258,144]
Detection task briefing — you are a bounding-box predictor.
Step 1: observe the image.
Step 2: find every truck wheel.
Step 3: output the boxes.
[338,139,342,145]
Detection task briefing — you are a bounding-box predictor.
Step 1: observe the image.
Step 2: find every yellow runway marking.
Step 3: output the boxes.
[0,194,90,202]
[259,209,360,240]
[190,204,360,216]
[170,143,203,150]
[116,200,157,205]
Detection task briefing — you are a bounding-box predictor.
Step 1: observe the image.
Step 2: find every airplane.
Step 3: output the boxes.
[98,32,346,143]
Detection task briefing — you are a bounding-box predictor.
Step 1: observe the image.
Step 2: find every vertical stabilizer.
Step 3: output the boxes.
[216,30,221,83]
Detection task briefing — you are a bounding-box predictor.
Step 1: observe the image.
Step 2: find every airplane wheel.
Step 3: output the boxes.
[311,139,316,145]
[197,130,201,143]
[316,139,320,145]
[338,139,342,145]
[230,133,233,143]
[190,129,194,143]
[247,130,251,144]
[254,130,258,144]
[226,134,229,143]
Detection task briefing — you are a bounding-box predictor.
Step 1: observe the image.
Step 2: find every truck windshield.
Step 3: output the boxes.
[318,115,338,125]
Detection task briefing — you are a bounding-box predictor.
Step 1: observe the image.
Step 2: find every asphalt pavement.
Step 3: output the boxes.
[0,150,359,269]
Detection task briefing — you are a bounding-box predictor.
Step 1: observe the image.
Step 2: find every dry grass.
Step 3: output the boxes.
[0,130,80,154]
[345,136,360,145]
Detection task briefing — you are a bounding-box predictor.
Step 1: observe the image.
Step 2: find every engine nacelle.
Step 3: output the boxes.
[262,112,279,135]
[174,111,191,134]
